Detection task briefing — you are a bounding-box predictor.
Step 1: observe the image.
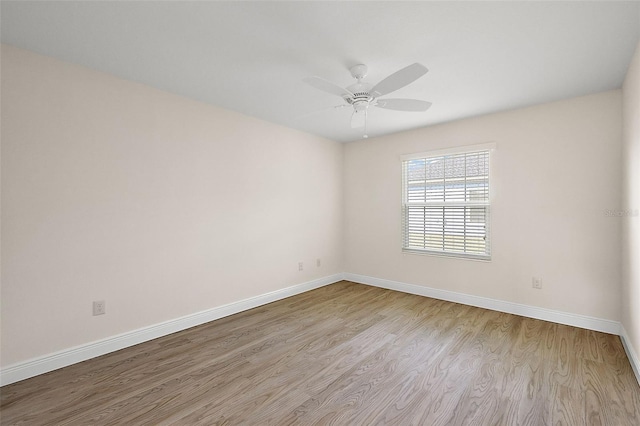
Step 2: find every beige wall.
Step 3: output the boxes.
[0,45,343,366]
[1,42,633,372]
[622,41,640,360]
[344,90,623,321]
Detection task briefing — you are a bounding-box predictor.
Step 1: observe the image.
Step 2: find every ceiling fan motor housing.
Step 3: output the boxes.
[344,81,374,107]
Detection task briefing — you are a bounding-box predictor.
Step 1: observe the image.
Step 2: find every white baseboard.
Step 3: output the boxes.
[344,273,621,335]
[3,272,631,387]
[620,325,640,387]
[0,274,343,386]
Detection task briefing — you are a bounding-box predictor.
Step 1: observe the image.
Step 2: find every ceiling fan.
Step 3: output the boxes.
[303,63,432,138]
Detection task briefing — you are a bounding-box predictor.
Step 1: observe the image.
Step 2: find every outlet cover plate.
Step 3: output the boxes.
[93,300,106,316]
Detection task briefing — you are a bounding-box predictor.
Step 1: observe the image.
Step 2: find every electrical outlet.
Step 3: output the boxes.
[532,277,542,289]
[298,262,303,271]
[93,300,106,316]
[316,258,321,268]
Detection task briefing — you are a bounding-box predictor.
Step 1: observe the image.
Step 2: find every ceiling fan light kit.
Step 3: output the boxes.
[303,62,432,138]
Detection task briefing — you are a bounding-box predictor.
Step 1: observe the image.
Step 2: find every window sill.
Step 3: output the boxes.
[402,248,491,262]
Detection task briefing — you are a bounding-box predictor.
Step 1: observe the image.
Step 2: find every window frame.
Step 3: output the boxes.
[401,143,495,261]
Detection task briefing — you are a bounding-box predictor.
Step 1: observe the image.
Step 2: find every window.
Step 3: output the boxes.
[401,144,494,260]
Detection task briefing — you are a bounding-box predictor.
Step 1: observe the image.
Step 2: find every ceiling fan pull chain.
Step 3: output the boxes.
[363,109,369,139]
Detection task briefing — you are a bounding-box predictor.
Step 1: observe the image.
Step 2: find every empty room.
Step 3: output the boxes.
[1,1,640,424]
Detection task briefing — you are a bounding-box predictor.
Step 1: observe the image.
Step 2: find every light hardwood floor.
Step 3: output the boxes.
[1,281,639,425]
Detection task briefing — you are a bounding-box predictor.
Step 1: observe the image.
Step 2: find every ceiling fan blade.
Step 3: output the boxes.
[369,63,428,98]
[375,98,432,112]
[351,110,366,128]
[303,76,353,98]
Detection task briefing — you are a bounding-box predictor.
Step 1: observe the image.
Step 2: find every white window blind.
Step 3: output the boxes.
[402,148,491,259]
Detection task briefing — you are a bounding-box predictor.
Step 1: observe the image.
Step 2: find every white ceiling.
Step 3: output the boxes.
[2,1,639,143]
